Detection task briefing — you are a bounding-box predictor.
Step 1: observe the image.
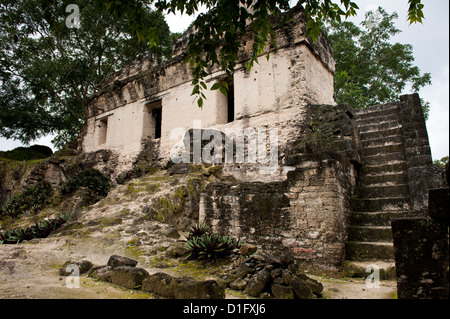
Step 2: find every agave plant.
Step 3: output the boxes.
[0,213,70,245]
[186,231,242,260]
[186,223,210,241]
[59,169,111,197]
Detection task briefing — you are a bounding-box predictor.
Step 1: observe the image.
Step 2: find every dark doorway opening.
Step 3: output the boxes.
[153,107,162,139]
[227,80,235,123]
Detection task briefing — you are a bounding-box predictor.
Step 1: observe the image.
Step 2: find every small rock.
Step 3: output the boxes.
[229,279,247,291]
[264,254,282,268]
[271,284,295,299]
[88,266,113,282]
[281,269,292,285]
[59,260,93,276]
[260,292,272,299]
[142,272,225,299]
[240,243,257,256]
[290,275,313,299]
[264,264,275,272]
[107,255,138,269]
[296,274,323,296]
[235,263,251,279]
[245,270,270,298]
[165,242,189,258]
[270,268,283,279]
[247,254,266,264]
[110,266,149,289]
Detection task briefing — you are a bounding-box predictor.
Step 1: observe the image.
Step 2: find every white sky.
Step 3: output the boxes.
[1,0,448,161]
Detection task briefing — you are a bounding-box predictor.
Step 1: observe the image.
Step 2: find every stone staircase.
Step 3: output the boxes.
[345,103,413,277]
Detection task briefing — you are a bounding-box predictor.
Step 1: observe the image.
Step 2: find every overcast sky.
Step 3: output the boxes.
[1,0,448,161]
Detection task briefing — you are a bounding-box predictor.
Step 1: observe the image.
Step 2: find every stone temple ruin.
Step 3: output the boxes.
[1,7,448,297]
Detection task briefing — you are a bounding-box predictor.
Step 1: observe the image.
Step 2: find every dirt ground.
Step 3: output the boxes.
[0,235,397,300]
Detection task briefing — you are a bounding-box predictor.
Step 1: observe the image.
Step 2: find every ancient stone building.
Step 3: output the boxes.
[78,7,448,270]
[2,7,445,273]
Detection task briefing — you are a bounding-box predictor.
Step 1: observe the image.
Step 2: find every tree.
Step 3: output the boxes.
[0,0,172,148]
[325,7,431,118]
[434,156,449,168]
[100,0,426,107]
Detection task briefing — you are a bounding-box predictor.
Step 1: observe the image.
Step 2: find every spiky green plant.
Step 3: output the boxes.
[186,223,210,241]
[0,213,70,245]
[186,232,242,260]
[59,168,111,197]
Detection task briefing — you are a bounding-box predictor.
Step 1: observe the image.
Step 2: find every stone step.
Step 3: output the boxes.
[362,152,406,166]
[354,107,400,121]
[350,197,410,212]
[360,134,403,148]
[354,103,399,116]
[360,162,408,176]
[359,173,408,186]
[362,143,406,157]
[342,261,396,280]
[357,122,402,134]
[354,184,410,199]
[350,211,413,227]
[345,242,395,261]
[348,226,393,242]
[355,115,400,128]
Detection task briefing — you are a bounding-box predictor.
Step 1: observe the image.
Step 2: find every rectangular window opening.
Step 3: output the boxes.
[97,117,108,146]
[143,99,163,140]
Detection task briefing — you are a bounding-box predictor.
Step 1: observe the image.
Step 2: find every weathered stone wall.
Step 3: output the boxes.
[199,102,360,269]
[398,94,447,214]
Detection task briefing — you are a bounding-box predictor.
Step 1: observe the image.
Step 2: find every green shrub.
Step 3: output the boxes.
[0,145,53,161]
[0,181,54,219]
[59,168,111,197]
[0,213,70,244]
[185,223,242,260]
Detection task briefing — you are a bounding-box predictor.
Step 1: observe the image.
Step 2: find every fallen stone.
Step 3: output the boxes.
[270,268,283,279]
[245,270,270,297]
[107,255,138,269]
[59,260,93,276]
[290,276,313,299]
[88,265,113,282]
[271,284,295,299]
[240,243,257,256]
[229,279,247,291]
[142,272,225,299]
[174,277,225,299]
[110,266,149,289]
[296,274,323,296]
[235,263,252,279]
[165,242,189,258]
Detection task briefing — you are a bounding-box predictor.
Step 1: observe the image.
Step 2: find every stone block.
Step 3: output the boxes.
[110,266,149,289]
[428,188,449,224]
[142,272,225,299]
[391,217,449,299]
[107,255,138,268]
